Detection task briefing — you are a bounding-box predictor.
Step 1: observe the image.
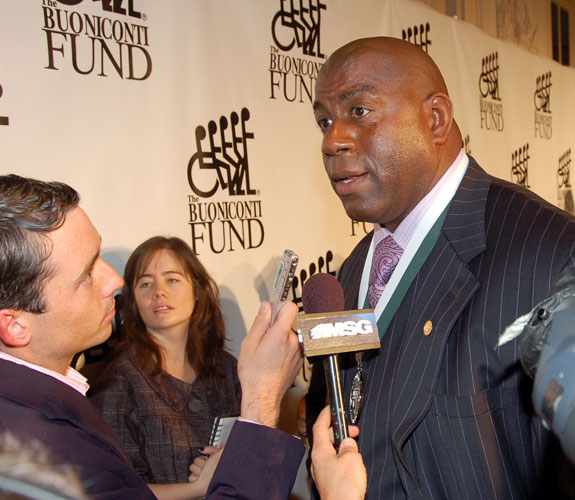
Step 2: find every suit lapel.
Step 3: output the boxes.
[390,233,479,459]
[387,160,491,462]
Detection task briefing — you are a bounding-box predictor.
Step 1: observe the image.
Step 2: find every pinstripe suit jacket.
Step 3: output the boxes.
[336,157,575,499]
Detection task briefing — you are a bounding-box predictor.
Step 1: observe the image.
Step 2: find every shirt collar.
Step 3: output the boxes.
[374,149,468,250]
[0,351,90,396]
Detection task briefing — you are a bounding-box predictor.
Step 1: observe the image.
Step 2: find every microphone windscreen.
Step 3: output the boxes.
[302,273,345,314]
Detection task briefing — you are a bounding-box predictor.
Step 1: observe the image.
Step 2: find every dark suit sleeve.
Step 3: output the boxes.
[0,361,157,500]
[206,421,305,500]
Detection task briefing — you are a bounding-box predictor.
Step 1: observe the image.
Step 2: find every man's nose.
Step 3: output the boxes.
[322,120,356,156]
[102,260,124,297]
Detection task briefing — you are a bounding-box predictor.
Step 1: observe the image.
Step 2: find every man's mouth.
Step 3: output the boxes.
[334,173,367,195]
[104,306,116,322]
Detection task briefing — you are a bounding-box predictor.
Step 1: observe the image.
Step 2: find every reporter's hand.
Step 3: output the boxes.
[188,446,222,485]
[238,301,303,427]
[311,406,366,500]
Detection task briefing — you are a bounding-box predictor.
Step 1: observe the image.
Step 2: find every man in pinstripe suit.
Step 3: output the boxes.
[308,37,575,499]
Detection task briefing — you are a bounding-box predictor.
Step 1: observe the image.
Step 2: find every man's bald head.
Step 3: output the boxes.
[318,36,449,102]
[313,36,462,229]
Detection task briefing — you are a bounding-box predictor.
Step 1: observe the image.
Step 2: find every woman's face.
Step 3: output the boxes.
[133,249,196,337]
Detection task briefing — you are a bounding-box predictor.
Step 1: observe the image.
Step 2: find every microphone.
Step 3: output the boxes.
[300,273,380,448]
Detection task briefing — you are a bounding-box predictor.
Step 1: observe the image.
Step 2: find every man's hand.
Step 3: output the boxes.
[311,406,367,500]
[237,301,303,427]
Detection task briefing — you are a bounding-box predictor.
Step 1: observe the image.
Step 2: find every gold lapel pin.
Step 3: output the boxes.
[423,320,433,336]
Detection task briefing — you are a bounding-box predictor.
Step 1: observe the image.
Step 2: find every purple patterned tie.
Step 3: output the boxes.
[368,235,403,309]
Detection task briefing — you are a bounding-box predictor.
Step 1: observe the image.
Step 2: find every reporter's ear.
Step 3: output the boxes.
[0,309,31,347]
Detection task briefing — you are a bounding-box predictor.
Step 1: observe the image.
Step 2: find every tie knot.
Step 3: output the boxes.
[368,236,403,309]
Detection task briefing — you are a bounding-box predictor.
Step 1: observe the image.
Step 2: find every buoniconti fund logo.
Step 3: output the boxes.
[41,0,152,80]
[558,149,574,214]
[511,143,530,188]
[186,108,264,255]
[401,22,432,53]
[534,72,552,139]
[479,52,504,132]
[269,0,326,103]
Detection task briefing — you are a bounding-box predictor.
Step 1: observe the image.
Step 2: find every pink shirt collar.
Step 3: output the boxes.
[0,351,89,396]
[374,149,468,250]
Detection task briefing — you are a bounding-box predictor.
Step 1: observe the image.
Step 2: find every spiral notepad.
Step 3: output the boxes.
[208,415,238,447]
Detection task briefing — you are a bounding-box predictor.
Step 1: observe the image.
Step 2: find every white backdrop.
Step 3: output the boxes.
[1,1,574,497]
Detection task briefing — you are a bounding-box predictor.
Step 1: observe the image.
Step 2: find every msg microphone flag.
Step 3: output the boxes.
[299,309,381,357]
[298,272,380,358]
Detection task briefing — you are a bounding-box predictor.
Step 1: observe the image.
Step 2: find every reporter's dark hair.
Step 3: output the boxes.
[0,175,79,313]
[121,236,227,379]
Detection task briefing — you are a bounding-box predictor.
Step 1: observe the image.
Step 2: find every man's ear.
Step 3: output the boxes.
[426,93,453,145]
[0,309,31,347]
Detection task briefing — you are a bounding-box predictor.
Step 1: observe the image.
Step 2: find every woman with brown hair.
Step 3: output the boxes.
[91,236,241,500]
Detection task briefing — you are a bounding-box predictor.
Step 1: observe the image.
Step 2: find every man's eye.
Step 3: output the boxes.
[317,117,333,129]
[351,107,369,118]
